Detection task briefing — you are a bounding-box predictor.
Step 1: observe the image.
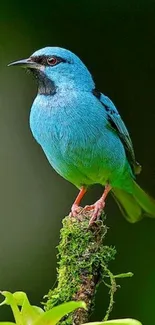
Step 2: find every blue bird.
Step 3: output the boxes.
[9,47,155,224]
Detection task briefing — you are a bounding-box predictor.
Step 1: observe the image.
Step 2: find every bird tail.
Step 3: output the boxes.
[112,180,155,223]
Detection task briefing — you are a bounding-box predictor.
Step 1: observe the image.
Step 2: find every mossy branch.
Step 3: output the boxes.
[44,211,131,324]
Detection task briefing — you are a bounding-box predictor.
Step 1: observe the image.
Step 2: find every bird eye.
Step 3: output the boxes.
[47,57,58,66]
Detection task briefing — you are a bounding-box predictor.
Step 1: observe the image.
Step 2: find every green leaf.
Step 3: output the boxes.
[82,319,142,325]
[0,291,44,325]
[0,292,22,325]
[0,323,16,325]
[13,292,44,325]
[0,291,14,306]
[34,301,86,325]
[12,292,29,307]
[31,306,44,316]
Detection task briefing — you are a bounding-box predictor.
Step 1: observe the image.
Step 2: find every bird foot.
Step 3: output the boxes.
[70,199,105,225]
[84,199,105,225]
[69,203,82,217]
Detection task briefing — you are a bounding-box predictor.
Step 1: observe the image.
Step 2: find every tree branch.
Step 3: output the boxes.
[44,211,117,324]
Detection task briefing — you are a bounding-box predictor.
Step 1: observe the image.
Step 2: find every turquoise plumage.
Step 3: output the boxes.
[9,47,155,224]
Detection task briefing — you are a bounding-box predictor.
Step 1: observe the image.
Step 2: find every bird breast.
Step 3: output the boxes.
[29,91,126,186]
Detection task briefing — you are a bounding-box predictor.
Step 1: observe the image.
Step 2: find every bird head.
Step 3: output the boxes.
[8,47,95,95]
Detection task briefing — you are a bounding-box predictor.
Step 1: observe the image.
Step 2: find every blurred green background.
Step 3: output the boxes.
[0,0,155,324]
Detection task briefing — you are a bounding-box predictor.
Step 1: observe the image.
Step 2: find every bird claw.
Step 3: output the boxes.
[83,204,95,211]
[89,199,105,226]
[70,199,105,225]
[69,204,81,217]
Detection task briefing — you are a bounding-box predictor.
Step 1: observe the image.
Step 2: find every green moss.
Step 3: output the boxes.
[44,213,116,324]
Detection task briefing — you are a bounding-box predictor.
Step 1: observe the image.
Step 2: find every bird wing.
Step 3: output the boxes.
[94,91,141,175]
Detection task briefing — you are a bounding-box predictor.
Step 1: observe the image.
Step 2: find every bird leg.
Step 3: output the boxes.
[84,184,112,225]
[70,186,87,217]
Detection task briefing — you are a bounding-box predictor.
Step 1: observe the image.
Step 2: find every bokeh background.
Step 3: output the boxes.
[0,0,155,324]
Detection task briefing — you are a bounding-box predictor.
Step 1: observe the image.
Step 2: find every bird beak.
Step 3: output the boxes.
[8,58,40,69]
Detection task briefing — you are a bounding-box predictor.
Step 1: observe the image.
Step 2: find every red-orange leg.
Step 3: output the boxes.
[70,186,87,217]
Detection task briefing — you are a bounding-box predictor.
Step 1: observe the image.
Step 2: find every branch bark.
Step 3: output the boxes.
[44,211,116,324]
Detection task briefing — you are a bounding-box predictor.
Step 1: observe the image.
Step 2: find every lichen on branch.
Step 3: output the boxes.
[44,211,117,324]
